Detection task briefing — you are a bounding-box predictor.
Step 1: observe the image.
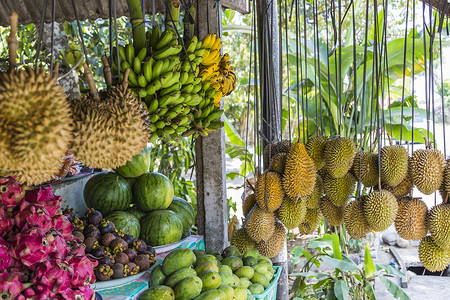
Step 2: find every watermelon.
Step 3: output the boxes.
[126,206,146,221]
[84,172,132,215]
[140,210,183,246]
[167,197,195,233]
[134,172,174,212]
[115,146,151,178]
[106,211,141,238]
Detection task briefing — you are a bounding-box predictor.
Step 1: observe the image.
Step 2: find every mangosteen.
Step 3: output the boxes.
[124,248,137,261]
[91,247,105,258]
[125,262,140,276]
[84,224,101,240]
[62,206,75,223]
[146,246,156,256]
[110,238,128,254]
[111,263,125,279]
[79,216,88,227]
[115,229,124,237]
[99,220,115,235]
[114,252,129,265]
[95,264,113,281]
[72,230,85,243]
[133,240,147,253]
[101,232,116,247]
[133,254,151,271]
[87,210,103,226]
[99,255,113,266]
[122,234,135,248]
[83,237,98,253]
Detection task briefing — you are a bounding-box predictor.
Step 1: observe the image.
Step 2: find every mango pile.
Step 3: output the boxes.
[142,246,278,300]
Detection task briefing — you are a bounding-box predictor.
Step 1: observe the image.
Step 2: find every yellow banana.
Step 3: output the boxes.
[201,34,213,49]
[210,37,221,51]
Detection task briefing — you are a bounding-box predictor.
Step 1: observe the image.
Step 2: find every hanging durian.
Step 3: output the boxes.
[418,236,450,272]
[380,145,409,187]
[363,189,398,232]
[257,221,286,258]
[395,197,428,241]
[319,195,345,226]
[344,197,371,239]
[298,207,322,235]
[230,228,256,254]
[306,174,323,209]
[275,196,306,230]
[269,152,287,174]
[352,151,378,187]
[255,171,285,212]
[242,193,256,217]
[323,137,356,179]
[263,140,292,168]
[428,204,450,250]
[244,205,275,242]
[411,148,446,195]
[305,135,329,170]
[382,161,413,198]
[322,171,356,206]
[439,160,450,201]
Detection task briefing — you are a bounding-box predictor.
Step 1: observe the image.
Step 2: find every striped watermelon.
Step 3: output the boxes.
[134,172,174,212]
[140,210,183,246]
[167,197,195,233]
[83,172,132,215]
[106,211,141,238]
[115,146,151,178]
[126,206,146,221]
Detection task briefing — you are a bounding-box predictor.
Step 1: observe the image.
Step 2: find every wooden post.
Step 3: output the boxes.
[194,0,228,252]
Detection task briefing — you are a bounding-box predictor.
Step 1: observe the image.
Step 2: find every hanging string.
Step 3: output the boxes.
[325,1,333,136]
[114,0,120,79]
[379,0,387,147]
[439,15,446,157]
[428,5,439,148]
[299,0,306,143]
[278,0,283,143]
[382,0,393,142]
[254,2,260,176]
[399,0,410,143]
[411,0,416,158]
[71,0,89,68]
[314,0,323,136]
[303,0,309,139]
[312,0,318,136]
[49,0,56,73]
[35,0,48,68]
[337,0,342,136]
[295,0,301,141]
[422,0,430,146]
[244,0,254,182]
[352,0,357,141]
[283,0,291,141]
[374,0,382,189]
[360,0,370,151]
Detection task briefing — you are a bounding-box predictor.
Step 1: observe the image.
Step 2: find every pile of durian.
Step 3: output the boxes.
[231,134,450,272]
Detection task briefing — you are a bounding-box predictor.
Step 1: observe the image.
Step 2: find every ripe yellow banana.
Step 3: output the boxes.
[210,37,221,51]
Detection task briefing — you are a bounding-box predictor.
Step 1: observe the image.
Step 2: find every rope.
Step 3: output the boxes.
[399,0,410,143]
[303,0,308,138]
[35,0,48,69]
[50,0,56,73]
[295,0,301,141]
[439,19,446,157]
[352,0,357,141]
[72,0,89,68]
[325,0,333,136]
[284,0,291,141]
[315,0,323,136]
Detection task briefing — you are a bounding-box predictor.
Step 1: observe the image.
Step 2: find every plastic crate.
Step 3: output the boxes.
[252,265,282,300]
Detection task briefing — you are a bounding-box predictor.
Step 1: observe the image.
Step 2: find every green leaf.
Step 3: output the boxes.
[332,233,342,260]
[386,124,433,144]
[334,280,351,300]
[364,243,376,277]
[307,234,333,252]
[313,278,330,290]
[376,263,406,278]
[290,272,330,279]
[321,256,360,272]
[378,276,411,300]
[224,116,245,146]
[364,281,376,300]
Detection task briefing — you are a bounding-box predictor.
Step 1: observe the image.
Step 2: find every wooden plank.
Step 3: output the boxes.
[221,0,250,14]
[390,246,409,288]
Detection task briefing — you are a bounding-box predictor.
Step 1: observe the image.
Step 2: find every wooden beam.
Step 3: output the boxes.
[420,0,450,17]
[221,0,250,14]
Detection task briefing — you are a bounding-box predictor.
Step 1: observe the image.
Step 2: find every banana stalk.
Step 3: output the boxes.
[183,4,196,42]
[126,0,146,53]
[165,0,181,34]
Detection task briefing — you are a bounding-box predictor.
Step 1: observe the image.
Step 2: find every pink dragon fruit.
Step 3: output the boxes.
[52,214,74,240]
[0,236,13,269]
[0,207,14,238]
[25,186,62,216]
[30,285,57,300]
[0,272,25,300]
[33,258,74,294]
[46,230,68,260]
[10,227,51,267]
[69,243,86,257]
[67,255,97,287]
[14,201,53,232]
[60,285,95,300]
[0,177,24,209]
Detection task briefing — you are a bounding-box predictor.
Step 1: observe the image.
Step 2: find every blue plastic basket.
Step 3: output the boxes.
[252,265,282,300]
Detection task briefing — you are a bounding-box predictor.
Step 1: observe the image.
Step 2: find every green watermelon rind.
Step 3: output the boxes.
[140,210,183,246]
[167,197,195,233]
[115,147,151,178]
[106,211,141,239]
[134,172,174,212]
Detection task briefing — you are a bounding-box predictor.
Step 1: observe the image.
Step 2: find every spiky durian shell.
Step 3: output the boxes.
[257,221,286,258]
[428,204,450,250]
[383,161,413,198]
[282,142,316,199]
[306,174,323,209]
[344,198,371,239]
[263,140,292,167]
[242,193,256,217]
[439,160,450,201]
[69,84,150,169]
[0,68,73,185]
[305,136,329,170]
[255,171,284,212]
[298,207,322,235]
[418,236,450,272]
[352,151,378,187]
[319,196,345,226]
[230,228,256,253]
[395,197,428,241]
[411,149,446,195]
[323,137,356,179]
[380,145,409,187]
[322,171,355,207]
[275,196,306,230]
[363,189,398,232]
[269,152,287,174]
[245,206,275,242]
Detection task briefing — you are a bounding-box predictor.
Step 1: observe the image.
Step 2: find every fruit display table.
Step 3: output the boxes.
[96,235,205,299]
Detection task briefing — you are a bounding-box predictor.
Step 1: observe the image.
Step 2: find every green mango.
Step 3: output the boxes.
[140,285,175,300]
[217,285,235,300]
[233,274,240,286]
[163,248,196,276]
[193,250,206,261]
[221,256,243,272]
[264,271,273,282]
[199,270,221,291]
[243,249,259,259]
[233,286,248,300]
[174,276,203,300]
[195,261,219,275]
[193,289,227,300]
[195,255,220,267]
[221,246,242,258]
[252,264,268,275]
[246,295,256,300]
[250,272,269,289]
[257,256,272,268]
[218,265,233,274]
[149,264,166,287]
[219,272,234,286]
[238,277,251,289]
[164,267,197,288]
[234,266,254,279]
[248,283,264,295]
[243,256,257,267]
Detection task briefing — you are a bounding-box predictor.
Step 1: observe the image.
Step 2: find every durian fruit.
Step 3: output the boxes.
[282,142,316,199]
[257,221,286,258]
[245,206,275,242]
[319,196,345,226]
[298,207,322,235]
[352,151,378,187]
[0,68,73,185]
[418,236,450,272]
[323,137,356,179]
[69,80,150,169]
[255,171,284,212]
[411,149,446,195]
[275,196,306,230]
[363,189,398,232]
[269,152,287,174]
[305,136,329,170]
[395,197,428,241]
[428,204,450,250]
[439,160,450,201]
[344,197,371,239]
[263,140,292,167]
[383,162,413,198]
[322,172,356,206]
[230,228,256,254]
[306,174,323,209]
[242,193,256,217]
[380,145,409,187]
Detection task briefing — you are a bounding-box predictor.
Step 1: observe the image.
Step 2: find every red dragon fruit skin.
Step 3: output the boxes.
[46,230,68,260]
[33,258,74,295]
[0,272,25,300]
[0,177,25,209]
[0,207,14,239]
[14,201,53,233]
[11,227,51,267]
[67,255,97,287]
[24,186,61,216]
[52,214,75,240]
[0,236,13,269]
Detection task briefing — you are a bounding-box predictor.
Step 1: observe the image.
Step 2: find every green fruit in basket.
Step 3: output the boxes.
[195,255,221,268]
[193,289,227,300]
[243,250,260,259]
[222,246,241,258]
[252,264,268,275]
[243,257,257,267]
[199,270,221,291]
[140,210,183,246]
[165,267,197,288]
[247,295,256,300]
[221,257,243,272]
[250,273,269,289]
[162,248,197,276]
[214,255,224,263]
[218,285,235,300]
[195,261,219,275]
[149,264,166,287]
[233,287,248,300]
[219,272,234,286]
[264,271,273,282]
[233,274,240,286]
[106,211,140,239]
[167,197,195,233]
[135,172,174,211]
[248,283,264,295]
[257,257,273,269]
[193,250,206,261]
[239,277,251,289]
[140,285,175,300]
[219,265,233,275]
[174,276,203,300]
[234,266,254,279]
